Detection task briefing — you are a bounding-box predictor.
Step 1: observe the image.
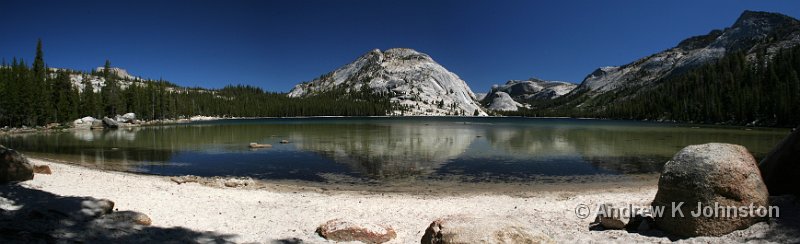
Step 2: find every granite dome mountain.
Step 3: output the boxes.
[481,79,577,111]
[288,48,487,116]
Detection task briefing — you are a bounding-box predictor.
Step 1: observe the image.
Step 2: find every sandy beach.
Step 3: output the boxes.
[2,158,798,243]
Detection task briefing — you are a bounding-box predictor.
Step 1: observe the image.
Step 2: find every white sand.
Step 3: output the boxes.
[11,159,798,243]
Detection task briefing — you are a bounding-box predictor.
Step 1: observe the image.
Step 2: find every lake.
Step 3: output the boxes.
[0,117,789,184]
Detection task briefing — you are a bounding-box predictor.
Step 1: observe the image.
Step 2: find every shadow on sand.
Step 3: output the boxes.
[0,183,237,243]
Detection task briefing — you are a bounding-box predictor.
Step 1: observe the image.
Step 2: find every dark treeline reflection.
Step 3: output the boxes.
[0,118,789,182]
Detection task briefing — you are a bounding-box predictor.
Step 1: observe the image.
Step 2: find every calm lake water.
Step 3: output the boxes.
[0,117,789,183]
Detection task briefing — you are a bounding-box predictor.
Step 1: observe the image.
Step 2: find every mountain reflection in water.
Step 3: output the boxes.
[0,117,788,183]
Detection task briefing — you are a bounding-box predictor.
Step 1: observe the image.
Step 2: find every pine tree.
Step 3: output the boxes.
[100,59,122,117]
[31,39,51,125]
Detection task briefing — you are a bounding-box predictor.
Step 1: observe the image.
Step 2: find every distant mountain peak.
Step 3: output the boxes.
[733,10,799,29]
[482,78,576,111]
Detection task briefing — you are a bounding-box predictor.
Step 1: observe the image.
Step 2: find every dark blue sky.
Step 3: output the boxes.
[2,1,799,92]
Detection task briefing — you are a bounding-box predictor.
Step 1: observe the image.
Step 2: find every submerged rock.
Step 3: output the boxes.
[316,219,396,243]
[0,145,34,183]
[248,142,272,148]
[652,143,769,237]
[421,215,553,244]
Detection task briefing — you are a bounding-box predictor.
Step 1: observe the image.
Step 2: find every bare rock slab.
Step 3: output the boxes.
[316,218,396,243]
[421,215,553,244]
[652,143,769,237]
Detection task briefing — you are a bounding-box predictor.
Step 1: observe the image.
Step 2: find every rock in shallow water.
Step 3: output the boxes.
[652,143,769,237]
[248,142,272,148]
[316,218,396,243]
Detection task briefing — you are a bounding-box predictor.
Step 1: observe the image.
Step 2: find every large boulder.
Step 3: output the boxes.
[652,143,769,237]
[421,215,553,244]
[102,117,119,129]
[316,219,396,243]
[115,113,136,123]
[80,116,96,124]
[91,120,104,130]
[759,127,800,196]
[0,145,34,183]
[73,116,96,129]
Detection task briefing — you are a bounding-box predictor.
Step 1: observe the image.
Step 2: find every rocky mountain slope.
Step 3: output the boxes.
[482,79,576,111]
[54,67,206,94]
[67,67,143,93]
[288,48,487,116]
[571,10,800,99]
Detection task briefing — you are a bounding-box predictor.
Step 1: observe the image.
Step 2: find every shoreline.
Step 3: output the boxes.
[3,158,797,243]
[0,115,791,137]
[29,155,664,196]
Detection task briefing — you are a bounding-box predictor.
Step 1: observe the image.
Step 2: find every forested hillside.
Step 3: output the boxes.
[0,40,395,127]
[506,46,800,127]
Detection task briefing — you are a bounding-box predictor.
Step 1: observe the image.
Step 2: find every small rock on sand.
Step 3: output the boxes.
[220,177,255,188]
[589,204,626,230]
[80,198,115,218]
[316,218,396,243]
[625,214,655,232]
[33,165,52,174]
[96,210,152,226]
[421,215,553,244]
[170,175,200,184]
